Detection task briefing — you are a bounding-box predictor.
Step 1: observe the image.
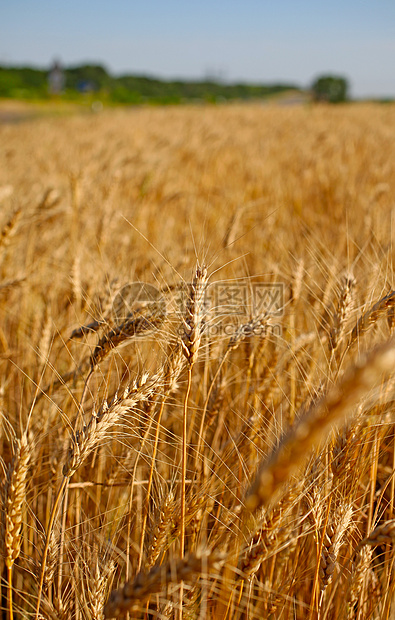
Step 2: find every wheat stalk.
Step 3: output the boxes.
[36,372,161,620]
[88,559,117,620]
[103,552,219,618]
[329,273,356,353]
[0,208,21,265]
[2,433,30,620]
[146,491,176,569]
[245,338,395,513]
[319,504,353,592]
[179,265,208,571]
[137,341,185,571]
[91,307,166,367]
[359,520,395,546]
[348,290,395,349]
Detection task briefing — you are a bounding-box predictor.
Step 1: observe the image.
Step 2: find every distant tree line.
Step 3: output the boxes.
[0,63,301,103]
[0,63,359,105]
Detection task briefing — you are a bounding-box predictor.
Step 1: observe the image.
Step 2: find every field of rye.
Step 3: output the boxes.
[1,103,395,619]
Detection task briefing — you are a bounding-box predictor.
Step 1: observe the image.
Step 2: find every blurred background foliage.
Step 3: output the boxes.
[0,62,304,104]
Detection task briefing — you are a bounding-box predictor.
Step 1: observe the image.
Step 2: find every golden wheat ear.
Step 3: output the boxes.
[329,273,356,353]
[2,433,30,620]
[103,552,221,618]
[245,338,395,513]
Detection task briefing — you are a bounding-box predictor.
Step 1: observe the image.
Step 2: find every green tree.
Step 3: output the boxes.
[311,75,348,103]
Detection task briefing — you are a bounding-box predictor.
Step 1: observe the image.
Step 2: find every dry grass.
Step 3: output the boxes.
[1,102,395,619]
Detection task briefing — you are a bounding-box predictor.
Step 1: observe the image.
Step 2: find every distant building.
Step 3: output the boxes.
[48,60,65,95]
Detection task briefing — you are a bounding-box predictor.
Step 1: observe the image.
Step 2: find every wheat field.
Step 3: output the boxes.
[1,102,395,619]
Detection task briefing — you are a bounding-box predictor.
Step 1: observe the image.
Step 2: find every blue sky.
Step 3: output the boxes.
[1,1,394,97]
